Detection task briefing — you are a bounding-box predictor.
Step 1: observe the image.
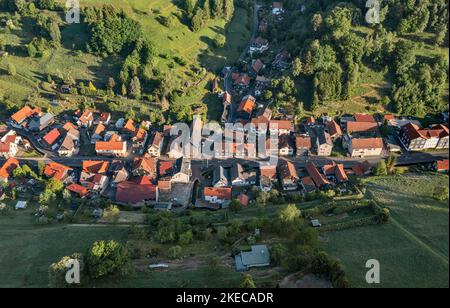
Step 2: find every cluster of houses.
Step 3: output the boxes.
[0,153,192,206]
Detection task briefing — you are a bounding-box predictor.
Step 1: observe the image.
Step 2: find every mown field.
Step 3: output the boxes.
[322,173,449,288]
[0,208,129,288]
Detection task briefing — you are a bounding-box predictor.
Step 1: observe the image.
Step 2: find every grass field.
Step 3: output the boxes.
[322,173,449,288]
[0,208,129,287]
[0,1,251,119]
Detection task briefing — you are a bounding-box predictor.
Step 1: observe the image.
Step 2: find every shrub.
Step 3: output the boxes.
[168,245,183,260]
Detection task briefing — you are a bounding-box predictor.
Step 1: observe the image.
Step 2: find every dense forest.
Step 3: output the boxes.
[267,0,449,116]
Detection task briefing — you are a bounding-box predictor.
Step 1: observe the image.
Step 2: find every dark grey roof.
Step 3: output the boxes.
[213,165,228,185]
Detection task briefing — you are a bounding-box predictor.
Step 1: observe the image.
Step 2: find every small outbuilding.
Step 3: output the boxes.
[15,201,27,210]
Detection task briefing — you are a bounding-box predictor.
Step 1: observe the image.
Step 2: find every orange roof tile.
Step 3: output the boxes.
[44,162,72,181]
[346,121,378,134]
[354,113,376,123]
[82,160,110,173]
[124,119,136,133]
[351,138,384,149]
[11,106,37,123]
[43,128,61,145]
[0,158,19,179]
[204,187,232,200]
[237,96,256,114]
[95,141,126,151]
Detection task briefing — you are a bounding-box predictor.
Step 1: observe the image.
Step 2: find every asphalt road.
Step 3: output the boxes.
[9,150,448,170]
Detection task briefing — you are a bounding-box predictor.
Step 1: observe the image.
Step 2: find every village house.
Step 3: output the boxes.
[44,162,73,182]
[95,140,127,157]
[250,59,264,75]
[204,187,232,206]
[313,128,333,156]
[29,112,54,131]
[91,123,106,144]
[269,119,293,136]
[254,76,271,96]
[43,128,61,147]
[10,106,41,126]
[0,131,21,158]
[232,73,251,88]
[132,128,148,154]
[116,177,159,205]
[148,132,164,157]
[58,135,77,157]
[295,135,312,156]
[354,113,376,123]
[235,245,270,272]
[300,176,316,193]
[67,183,89,198]
[278,160,298,191]
[109,160,129,187]
[76,110,94,128]
[132,156,157,179]
[249,37,269,54]
[322,161,348,184]
[171,157,191,184]
[250,107,272,134]
[434,159,449,173]
[237,95,256,119]
[327,120,342,140]
[229,163,257,186]
[259,165,277,192]
[212,165,229,187]
[167,135,184,159]
[82,160,109,174]
[80,173,109,194]
[97,112,111,125]
[278,134,294,156]
[272,2,284,15]
[347,137,384,157]
[399,123,449,151]
[350,160,372,176]
[346,121,378,134]
[123,119,137,134]
[0,158,19,183]
[305,162,331,189]
[272,50,291,70]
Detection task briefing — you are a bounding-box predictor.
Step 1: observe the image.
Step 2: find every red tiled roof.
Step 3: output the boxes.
[133,128,147,142]
[335,164,348,182]
[252,59,264,73]
[436,159,449,171]
[260,165,277,179]
[384,114,395,121]
[44,162,72,181]
[301,176,315,187]
[0,158,19,179]
[295,135,311,148]
[278,160,298,180]
[354,113,376,123]
[11,106,39,123]
[305,162,330,188]
[67,183,89,197]
[204,187,232,200]
[116,181,157,204]
[305,117,315,124]
[99,112,110,122]
[347,121,378,133]
[93,123,106,135]
[237,96,256,114]
[237,194,249,207]
[62,122,78,132]
[159,161,174,177]
[232,73,250,86]
[43,128,61,145]
[124,119,136,133]
[270,120,292,131]
[351,161,372,176]
[95,141,126,151]
[133,156,156,175]
[351,138,383,150]
[82,161,110,173]
[327,120,342,136]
